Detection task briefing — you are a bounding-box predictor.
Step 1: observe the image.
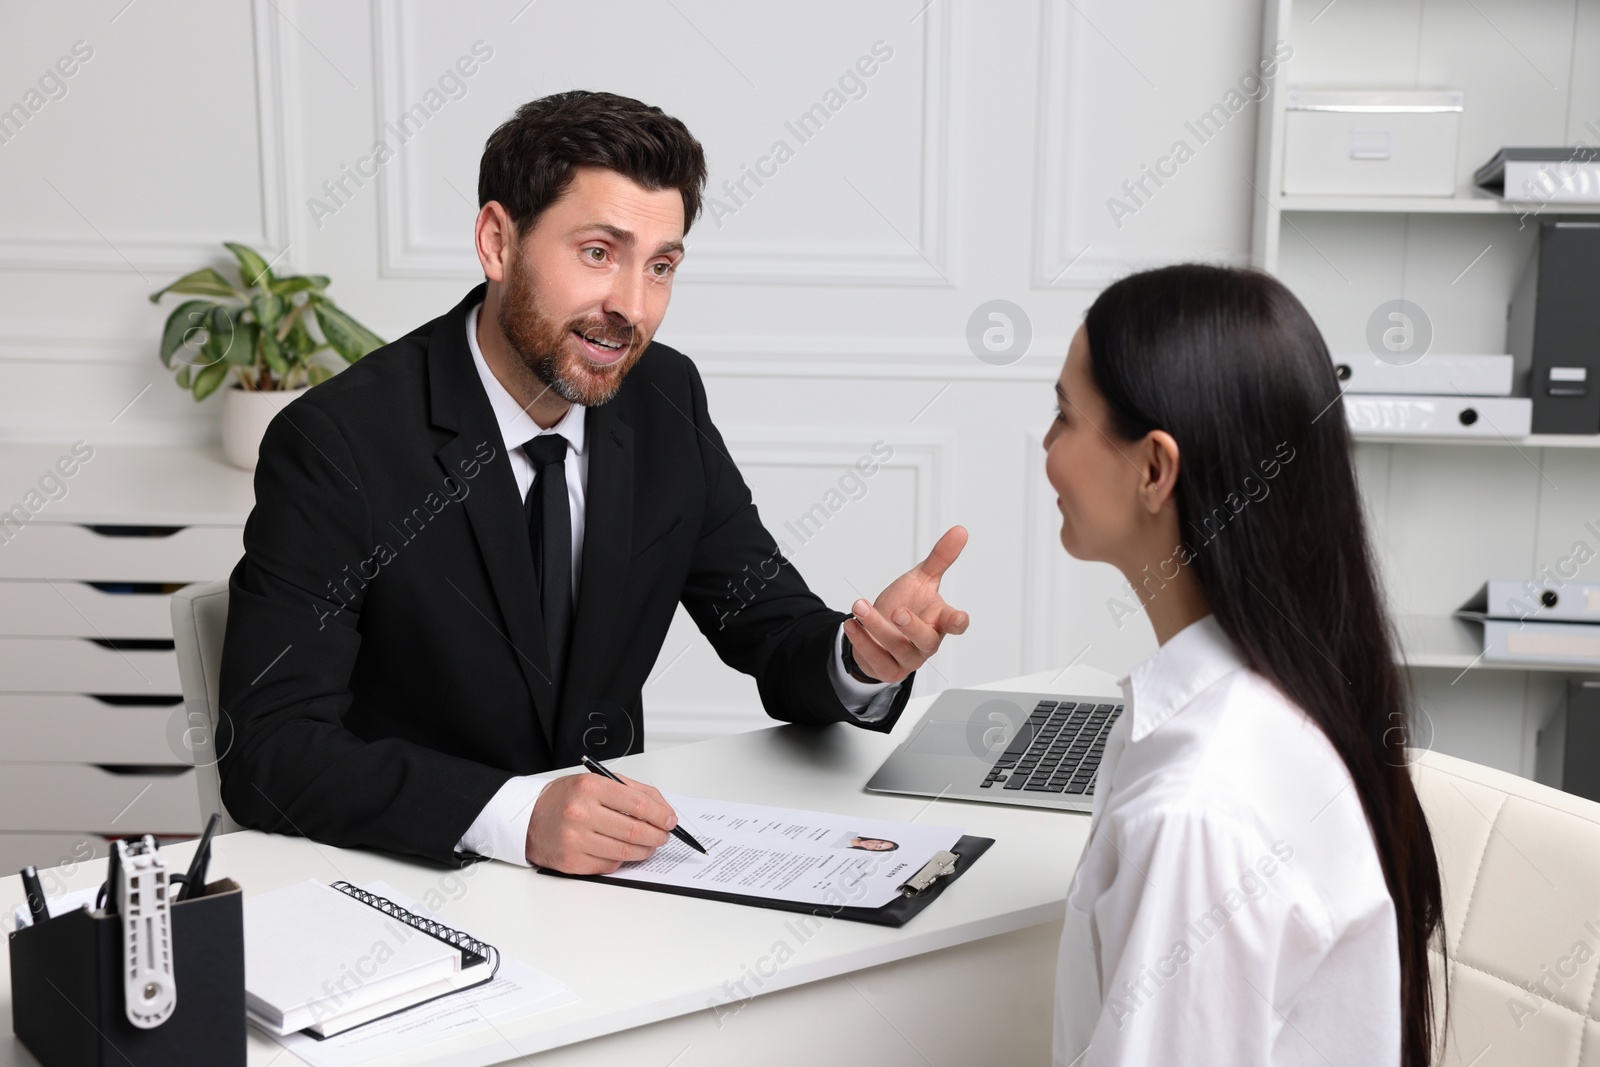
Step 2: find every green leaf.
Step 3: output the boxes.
[159,299,217,367]
[191,360,228,401]
[267,274,330,296]
[226,321,259,367]
[283,311,316,357]
[260,329,289,377]
[175,365,191,389]
[313,302,385,363]
[224,243,275,289]
[251,292,285,332]
[200,305,237,365]
[149,267,239,304]
[307,364,335,386]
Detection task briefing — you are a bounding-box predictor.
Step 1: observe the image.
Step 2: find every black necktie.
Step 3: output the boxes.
[523,434,571,696]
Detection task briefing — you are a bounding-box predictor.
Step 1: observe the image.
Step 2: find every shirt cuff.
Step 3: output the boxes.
[829,623,901,722]
[454,774,555,866]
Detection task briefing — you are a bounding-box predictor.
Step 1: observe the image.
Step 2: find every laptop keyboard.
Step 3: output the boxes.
[980,699,1121,795]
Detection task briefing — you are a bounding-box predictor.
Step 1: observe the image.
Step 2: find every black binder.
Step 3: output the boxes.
[1507,220,1600,434]
[538,833,994,928]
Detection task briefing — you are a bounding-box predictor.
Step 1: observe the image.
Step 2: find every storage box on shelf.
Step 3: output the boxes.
[1281,88,1465,198]
[0,443,253,873]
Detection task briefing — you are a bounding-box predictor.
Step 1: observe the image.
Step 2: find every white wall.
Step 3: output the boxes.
[0,0,1277,742]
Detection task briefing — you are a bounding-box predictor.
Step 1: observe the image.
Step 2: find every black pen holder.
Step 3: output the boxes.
[8,878,245,1067]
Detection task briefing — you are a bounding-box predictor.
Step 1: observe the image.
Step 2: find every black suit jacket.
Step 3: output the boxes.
[217,284,913,865]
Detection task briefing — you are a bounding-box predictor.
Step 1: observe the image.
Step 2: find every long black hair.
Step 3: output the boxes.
[1083,264,1443,1066]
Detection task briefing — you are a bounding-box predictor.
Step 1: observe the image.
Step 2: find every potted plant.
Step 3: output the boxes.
[150,242,385,470]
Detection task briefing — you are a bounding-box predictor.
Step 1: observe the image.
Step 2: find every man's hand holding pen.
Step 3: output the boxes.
[526,770,678,875]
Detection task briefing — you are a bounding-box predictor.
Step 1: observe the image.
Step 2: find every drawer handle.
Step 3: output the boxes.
[81,525,184,538]
[87,582,188,595]
[93,765,191,777]
[87,638,176,652]
[90,694,183,707]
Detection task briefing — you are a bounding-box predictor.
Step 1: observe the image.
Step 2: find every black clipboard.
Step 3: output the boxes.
[536,834,994,928]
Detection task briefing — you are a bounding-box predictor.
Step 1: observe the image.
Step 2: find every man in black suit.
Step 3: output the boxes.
[218,91,969,874]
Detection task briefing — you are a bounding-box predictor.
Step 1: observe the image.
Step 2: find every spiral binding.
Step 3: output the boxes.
[328,881,500,980]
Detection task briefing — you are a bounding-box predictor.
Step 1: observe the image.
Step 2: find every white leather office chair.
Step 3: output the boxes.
[1413,747,1600,1066]
[169,579,243,833]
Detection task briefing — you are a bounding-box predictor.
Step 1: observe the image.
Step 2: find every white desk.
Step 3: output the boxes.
[1,667,1119,1067]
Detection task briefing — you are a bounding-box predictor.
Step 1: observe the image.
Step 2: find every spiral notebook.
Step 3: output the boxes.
[242,880,500,1038]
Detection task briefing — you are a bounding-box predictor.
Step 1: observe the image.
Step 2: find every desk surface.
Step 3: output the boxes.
[0,666,1119,1066]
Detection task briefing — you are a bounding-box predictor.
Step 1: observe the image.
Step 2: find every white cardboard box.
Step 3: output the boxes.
[1283,89,1463,197]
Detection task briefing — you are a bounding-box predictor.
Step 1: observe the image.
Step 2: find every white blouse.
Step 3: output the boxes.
[1053,614,1400,1067]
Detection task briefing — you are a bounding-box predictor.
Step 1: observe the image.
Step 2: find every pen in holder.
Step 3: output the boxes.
[8,836,245,1067]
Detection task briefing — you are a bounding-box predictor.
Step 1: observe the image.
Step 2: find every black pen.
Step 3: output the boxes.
[20,866,49,926]
[580,755,707,855]
[102,838,123,916]
[178,812,222,902]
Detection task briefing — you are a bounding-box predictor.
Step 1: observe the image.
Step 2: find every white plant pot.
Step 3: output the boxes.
[221,386,307,471]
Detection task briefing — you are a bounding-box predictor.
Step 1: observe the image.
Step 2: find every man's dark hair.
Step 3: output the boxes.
[478,90,707,238]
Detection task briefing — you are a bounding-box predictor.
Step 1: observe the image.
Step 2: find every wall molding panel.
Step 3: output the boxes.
[372,0,961,286]
[1030,1,1255,289]
[0,0,292,275]
[672,332,1065,382]
[640,423,956,740]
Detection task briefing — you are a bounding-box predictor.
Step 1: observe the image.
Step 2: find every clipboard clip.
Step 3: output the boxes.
[898,850,959,897]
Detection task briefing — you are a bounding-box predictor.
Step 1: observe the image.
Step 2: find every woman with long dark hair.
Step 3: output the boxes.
[1046,265,1443,1066]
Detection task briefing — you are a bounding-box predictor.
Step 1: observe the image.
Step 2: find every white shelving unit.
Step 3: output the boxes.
[1249,0,1600,781]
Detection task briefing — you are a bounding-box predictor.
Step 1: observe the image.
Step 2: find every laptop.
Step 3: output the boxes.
[865,689,1124,812]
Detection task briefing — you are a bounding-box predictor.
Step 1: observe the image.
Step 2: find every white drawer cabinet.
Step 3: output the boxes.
[0,637,183,693]
[0,694,183,763]
[0,443,253,871]
[0,832,113,885]
[0,580,177,637]
[0,764,200,833]
[0,523,244,581]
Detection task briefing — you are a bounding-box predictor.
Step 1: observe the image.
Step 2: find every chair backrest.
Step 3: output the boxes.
[1412,746,1600,1065]
[169,579,242,833]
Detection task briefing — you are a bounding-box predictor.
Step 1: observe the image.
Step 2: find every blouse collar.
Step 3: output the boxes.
[1119,613,1245,743]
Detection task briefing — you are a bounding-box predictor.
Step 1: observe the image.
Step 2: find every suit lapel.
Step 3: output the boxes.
[561,401,634,734]
[428,285,559,749]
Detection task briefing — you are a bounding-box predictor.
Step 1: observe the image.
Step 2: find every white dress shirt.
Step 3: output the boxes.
[455,303,897,864]
[1054,613,1400,1067]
